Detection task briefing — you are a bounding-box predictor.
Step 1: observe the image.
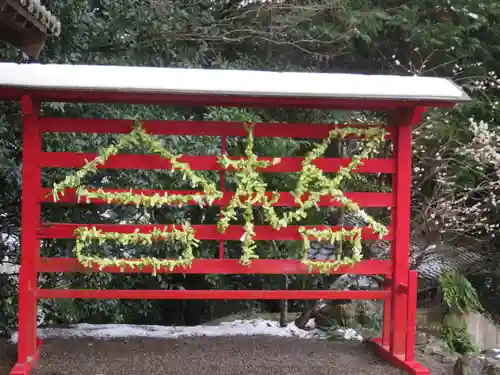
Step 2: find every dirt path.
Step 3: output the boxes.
[2,336,453,375]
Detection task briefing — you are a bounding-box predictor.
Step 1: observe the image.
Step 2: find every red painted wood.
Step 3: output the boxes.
[39,153,395,174]
[9,363,31,375]
[219,136,227,259]
[39,188,395,208]
[9,339,42,375]
[17,96,41,365]
[7,81,454,375]
[0,87,459,109]
[384,124,399,347]
[36,289,389,300]
[406,271,418,362]
[371,338,430,375]
[38,258,392,275]
[382,274,392,346]
[38,118,393,139]
[389,108,424,356]
[37,223,393,241]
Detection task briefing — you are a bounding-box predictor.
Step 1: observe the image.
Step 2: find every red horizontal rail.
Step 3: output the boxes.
[38,118,393,139]
[36,288,389,300]
[37,223,393,241]
[39,153,395,174]
[39,188,395,208]
[1,88,457,109]
[38,258,392,275]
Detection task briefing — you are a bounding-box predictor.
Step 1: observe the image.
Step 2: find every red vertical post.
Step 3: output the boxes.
[382,275,392,347]
[219,136,227,259]
[383,126,398,348]
[389,107,423,355]
[17,96,41,364]
[405,270,418,361]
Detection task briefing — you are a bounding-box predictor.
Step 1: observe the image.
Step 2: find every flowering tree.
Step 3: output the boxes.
[405,62,500,250]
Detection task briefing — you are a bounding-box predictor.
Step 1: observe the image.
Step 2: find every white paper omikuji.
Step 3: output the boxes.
[240,232,247,242]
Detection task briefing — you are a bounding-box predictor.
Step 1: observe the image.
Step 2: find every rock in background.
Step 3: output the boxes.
[454,350,500,375]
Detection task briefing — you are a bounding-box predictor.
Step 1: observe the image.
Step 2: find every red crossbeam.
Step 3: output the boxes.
[36,289,389,300]
[39,153,395,173]
[38,258,392,275]
[37,223,393,241]
[38,118,394,139]
[39,188,394,208]
[0,88,456,109]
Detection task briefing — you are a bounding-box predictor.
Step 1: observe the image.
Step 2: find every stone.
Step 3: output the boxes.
[309,242,322,250]
[486,360,500,375]
[314,254,329,261]
[310,300,383,333]
[482,350,500,358]
[358,327,377,340]
[454,354,485,375]
[424,336,448,355]
[415,331,429,347]
[441,355,459,364]
[329,327,363,341]
[319,248,334,256]
[307,249,317,257]
[315,303,358,327]
[454,351,500,375]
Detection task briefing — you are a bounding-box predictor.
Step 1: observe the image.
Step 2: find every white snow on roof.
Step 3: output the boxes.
[0,63,470,102]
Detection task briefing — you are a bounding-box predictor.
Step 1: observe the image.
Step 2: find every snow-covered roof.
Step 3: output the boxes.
[9,0,61,35]
[369,238,484,289]
[0,63,470,105]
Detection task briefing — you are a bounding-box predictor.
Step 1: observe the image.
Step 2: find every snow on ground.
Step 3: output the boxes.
[10,318,363,343]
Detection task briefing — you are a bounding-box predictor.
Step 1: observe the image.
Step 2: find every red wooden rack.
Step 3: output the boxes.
[0,64,468,375]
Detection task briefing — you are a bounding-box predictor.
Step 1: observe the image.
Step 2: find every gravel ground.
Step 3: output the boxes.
[0,338,16,375]
[2,336,453,375]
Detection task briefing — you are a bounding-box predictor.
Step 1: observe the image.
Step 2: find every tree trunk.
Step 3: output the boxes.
[279,274,288,327]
